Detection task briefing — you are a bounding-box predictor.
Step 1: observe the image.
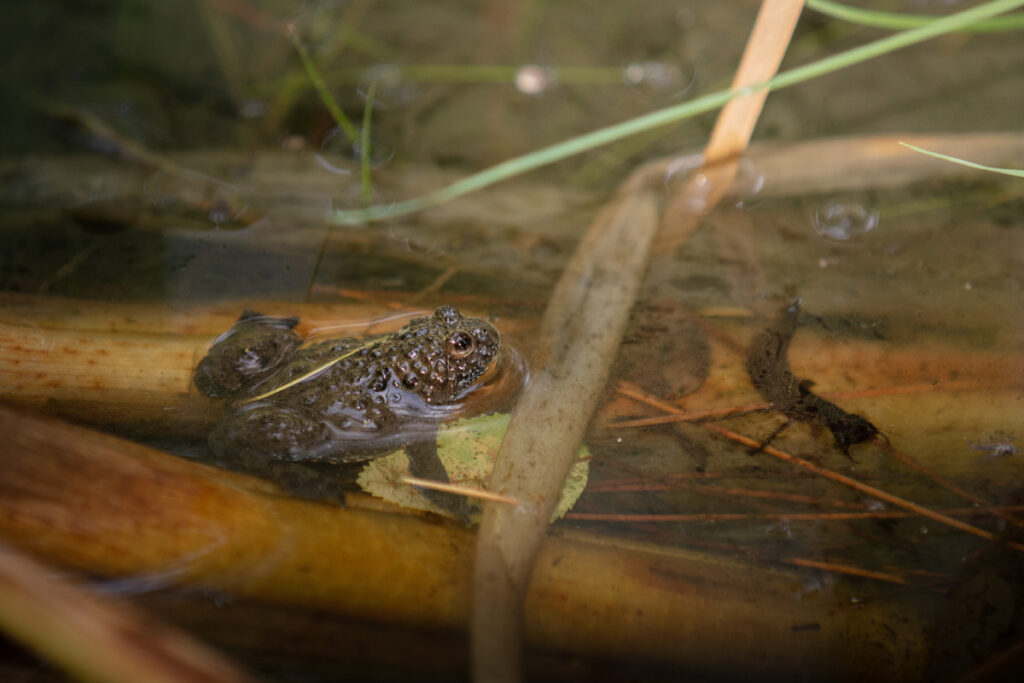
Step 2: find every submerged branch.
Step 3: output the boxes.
[471,3,806,680]
[0,405,929,680]
[0,542,257,683]
[471,168,662,683]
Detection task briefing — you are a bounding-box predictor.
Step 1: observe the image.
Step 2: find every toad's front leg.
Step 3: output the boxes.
[404,432,470,523]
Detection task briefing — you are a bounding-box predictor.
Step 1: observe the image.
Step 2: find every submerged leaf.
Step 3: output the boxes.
[357,413,589,522]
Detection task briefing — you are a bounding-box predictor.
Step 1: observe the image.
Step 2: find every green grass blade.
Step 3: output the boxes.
[898,142,1024,178]
[806,0,1024,32]
[361,81,377,205]
[288,25,360,142]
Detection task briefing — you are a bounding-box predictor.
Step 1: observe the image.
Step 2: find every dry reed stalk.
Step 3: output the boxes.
[471,3,809,679]
[0,319,218,435]
[0,296,530,434]
[0,542,257,683]
[5,133,1024,234]
[0,291,400,335]
[657,0,806,253]
[0,405,929,681]
[0,295,1016,469]
[472,170,662,682]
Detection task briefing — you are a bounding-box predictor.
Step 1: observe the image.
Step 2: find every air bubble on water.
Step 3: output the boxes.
[357,64,418,109]
[732,157,765,207]
[663,153,704,189]
[350,134,395,166]
[207,199,233,227]
[515,65,557,95]
[320,125,394,166]
[623,60,690,94]
[811,201,879,242]
[313,153,351,176]
[660,170,710,213]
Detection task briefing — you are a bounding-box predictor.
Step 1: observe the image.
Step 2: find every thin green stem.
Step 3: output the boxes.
[899,142,1024,178]
[361,80,376,205]
[332,0,1024,223]
[807,0,1024,32]
[287,24,359,142]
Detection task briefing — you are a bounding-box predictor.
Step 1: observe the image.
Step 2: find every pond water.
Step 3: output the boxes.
[1,1,1023,682]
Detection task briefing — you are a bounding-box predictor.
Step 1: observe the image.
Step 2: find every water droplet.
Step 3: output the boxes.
[811,201,879,242]
[357,64,418,109]
[514,65,557,95]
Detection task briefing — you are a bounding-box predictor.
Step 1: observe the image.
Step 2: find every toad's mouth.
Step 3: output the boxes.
[448,347,528,421]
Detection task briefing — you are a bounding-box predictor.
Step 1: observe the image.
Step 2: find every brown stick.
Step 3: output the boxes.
[0,297,512,434]
[472,170,662,683]
[0,542,257,683]
[703,423,1024,552]
[0,405,928,681]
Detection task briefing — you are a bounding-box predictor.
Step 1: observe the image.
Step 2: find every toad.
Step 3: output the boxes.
[194,305,502,504]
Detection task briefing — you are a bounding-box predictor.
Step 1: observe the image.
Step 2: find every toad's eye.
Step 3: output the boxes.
[448,331,475,358]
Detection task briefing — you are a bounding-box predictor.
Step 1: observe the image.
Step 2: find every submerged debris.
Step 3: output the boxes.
[968,431,1019,461]
[745,300,880,455]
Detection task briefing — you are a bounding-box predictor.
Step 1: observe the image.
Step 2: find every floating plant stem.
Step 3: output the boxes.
[243,341,376,403]
[784,557,908,585]
[401,476,521,505]
[287,23,359,142]
[898,142,1024,178]
[331,0,1024,224]
[704,423,1024,552]
[361,80,376,205]
[806,0,1024,32]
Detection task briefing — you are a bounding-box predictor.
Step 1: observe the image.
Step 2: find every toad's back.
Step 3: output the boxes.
[196,305,501,465]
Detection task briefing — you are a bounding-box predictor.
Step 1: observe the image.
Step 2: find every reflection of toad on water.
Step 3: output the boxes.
[193,305,502,504]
